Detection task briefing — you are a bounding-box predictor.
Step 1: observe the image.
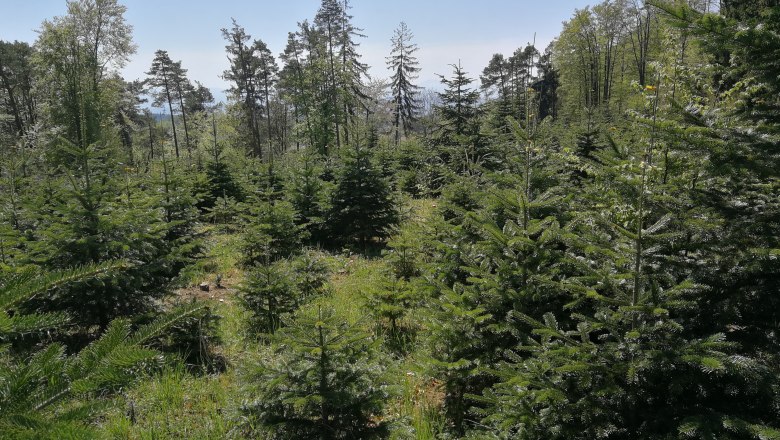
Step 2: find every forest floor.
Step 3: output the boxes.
[96,199,445,439]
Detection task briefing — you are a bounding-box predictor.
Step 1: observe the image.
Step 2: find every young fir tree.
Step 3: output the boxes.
[24,1,200,332]
[286,150,332,245]
[478,49,780,435]
[386,21,421,146]
[239,259,299,336]
[435,62,487,174]
[368,276,417,343]
[147,151,202,275]
[0,263,206,439]
[241,165,303,266]
[328,146,398,247]
[651,0,780,358]
[239,251,330,337]
[197,146,243,211]
[423,104,579,435]
[241,304,388,439]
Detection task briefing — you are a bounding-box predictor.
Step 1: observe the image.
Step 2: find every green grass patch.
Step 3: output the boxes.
[99,365,239,440]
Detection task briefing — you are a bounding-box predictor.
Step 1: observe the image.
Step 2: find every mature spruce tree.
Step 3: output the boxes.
[387,21,421,146]
[279,31,314,149]
[313,0,345,151]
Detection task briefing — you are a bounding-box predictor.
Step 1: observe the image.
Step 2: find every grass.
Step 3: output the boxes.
[180,225,244,287]
[97,199,448,438]
[100,365,239,440]
[99,222,247,439]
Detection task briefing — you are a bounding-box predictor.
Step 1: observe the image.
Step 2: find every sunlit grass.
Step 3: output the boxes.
[99,195,450,439]
[99,365,239,439]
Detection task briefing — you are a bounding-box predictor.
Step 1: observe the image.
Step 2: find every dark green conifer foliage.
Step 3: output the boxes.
[570,128,605,183]
[651,0,780,387]
[328,146,397,246]
[15,0,195,332]
[385,226,421,280]
[240,251,329,337]
[368,275,421,355]
[24,140,197,331]
[435,62,492,174]
[147,155,202,282]
[241,305,387,439]
[3,1,780,438]
[286,150,331,244]
[533,46,559,120]
[475,32,780,432]
[287,250,331,299]
[198,159,244,211]
[0,158,28,272]
[240,260,299,336]
[241,166,304,266]
[0,264,206,438]
[387,21,421,146]
[435,62,481,144]
[196,116,243,212]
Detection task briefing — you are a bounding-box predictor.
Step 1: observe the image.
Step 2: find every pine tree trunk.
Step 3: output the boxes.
[175,80,191,162]
[163,74,180,158]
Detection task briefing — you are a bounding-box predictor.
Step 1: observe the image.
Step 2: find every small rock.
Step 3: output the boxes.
[199,282,210,292]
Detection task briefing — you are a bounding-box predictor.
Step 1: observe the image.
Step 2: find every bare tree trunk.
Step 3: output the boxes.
[162,74,180,158]
[175,80,191,162]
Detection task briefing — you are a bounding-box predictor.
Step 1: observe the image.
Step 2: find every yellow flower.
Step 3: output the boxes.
[644,85,657,92]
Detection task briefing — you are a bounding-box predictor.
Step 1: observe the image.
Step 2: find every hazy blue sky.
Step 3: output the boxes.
[1,0,594,99]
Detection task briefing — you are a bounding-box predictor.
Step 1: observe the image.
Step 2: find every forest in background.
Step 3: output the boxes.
[1,0,779,438]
